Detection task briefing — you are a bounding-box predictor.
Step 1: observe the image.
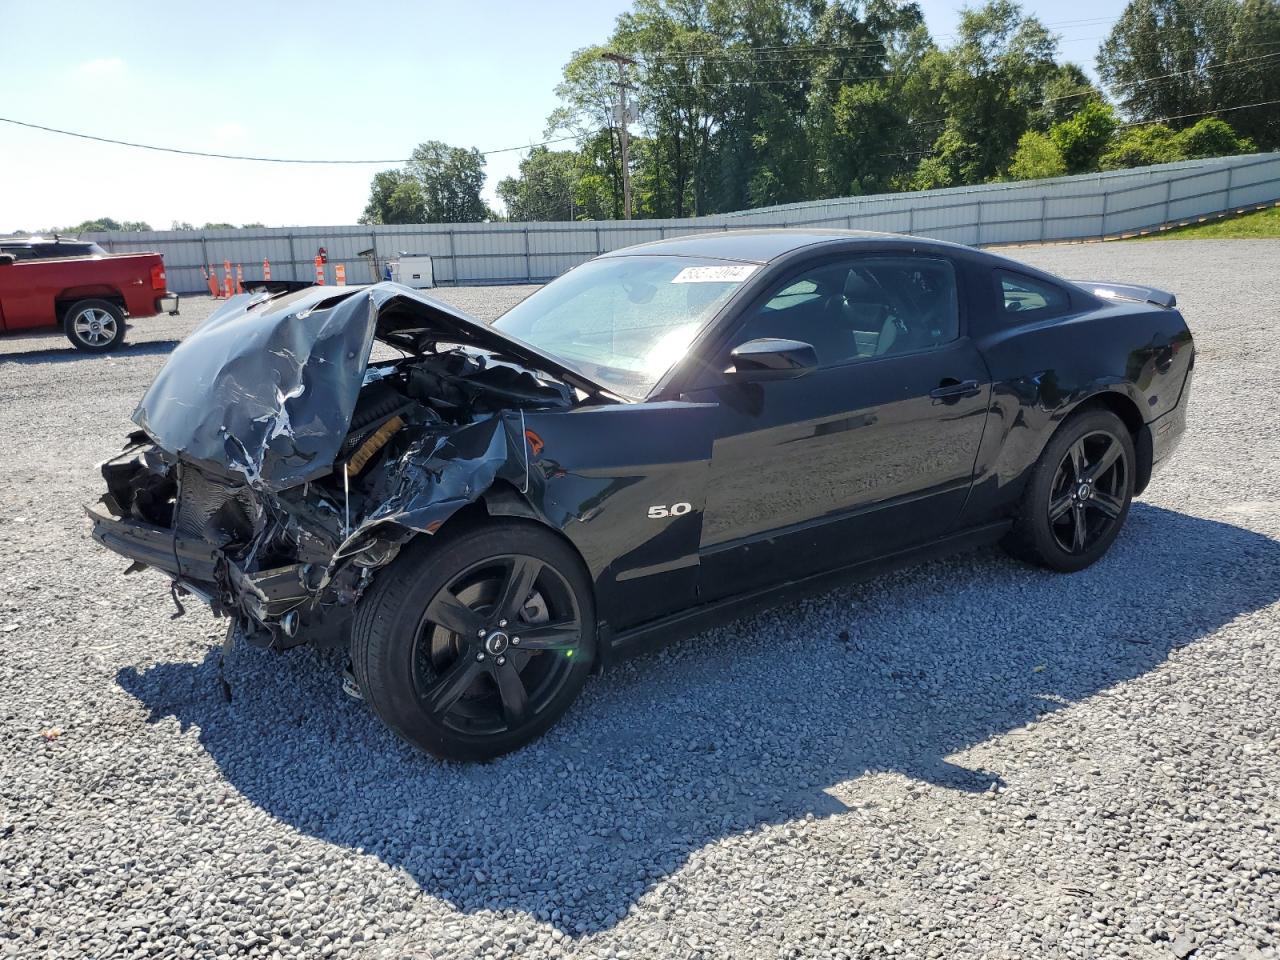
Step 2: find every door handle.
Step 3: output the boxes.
[930,378,981,402]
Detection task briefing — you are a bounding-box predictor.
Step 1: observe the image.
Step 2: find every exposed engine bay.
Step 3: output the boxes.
[88,285,589,649]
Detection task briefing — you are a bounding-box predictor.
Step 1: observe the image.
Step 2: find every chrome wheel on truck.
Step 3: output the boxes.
[64,299,126,353]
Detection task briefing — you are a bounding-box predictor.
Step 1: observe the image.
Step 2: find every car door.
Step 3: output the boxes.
[682,253,992,602]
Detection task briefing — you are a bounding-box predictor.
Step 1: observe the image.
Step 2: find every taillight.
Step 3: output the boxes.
[150,263,166,291]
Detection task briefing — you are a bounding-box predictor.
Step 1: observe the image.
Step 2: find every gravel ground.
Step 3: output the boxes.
[1,241,1277,960]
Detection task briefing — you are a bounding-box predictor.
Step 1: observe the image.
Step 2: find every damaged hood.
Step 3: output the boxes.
[132,282,600,491]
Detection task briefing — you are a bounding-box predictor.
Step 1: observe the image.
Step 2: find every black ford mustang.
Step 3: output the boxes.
[89,230,1194,760]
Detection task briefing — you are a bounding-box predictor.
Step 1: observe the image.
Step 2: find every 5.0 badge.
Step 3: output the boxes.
[647,503,692,519]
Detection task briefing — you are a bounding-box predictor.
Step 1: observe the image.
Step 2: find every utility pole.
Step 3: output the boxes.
[601,51,636,220]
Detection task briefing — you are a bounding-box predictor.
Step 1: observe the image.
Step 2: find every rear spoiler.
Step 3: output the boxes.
[1071,280,1176,309]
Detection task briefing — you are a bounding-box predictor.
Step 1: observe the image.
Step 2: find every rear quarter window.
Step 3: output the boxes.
[995,270,1071,321]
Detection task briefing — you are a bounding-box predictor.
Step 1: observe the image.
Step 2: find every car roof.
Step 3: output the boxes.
[0,236,91,245]
[597,228,967,264]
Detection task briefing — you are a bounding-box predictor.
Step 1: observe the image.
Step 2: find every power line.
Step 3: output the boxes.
[1120,98,1280,127]
[0,116,578,163]
[1043,49,1280,104]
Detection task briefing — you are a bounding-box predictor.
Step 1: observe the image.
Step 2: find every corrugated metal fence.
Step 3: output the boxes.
[88,152,1280,294]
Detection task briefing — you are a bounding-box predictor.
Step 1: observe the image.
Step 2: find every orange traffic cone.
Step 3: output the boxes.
[223,260,233,299]
[263,258,271,282]
[205,264,219,298]
[335,264,347,286]
[314,255,325,286]
[235,264,244,294]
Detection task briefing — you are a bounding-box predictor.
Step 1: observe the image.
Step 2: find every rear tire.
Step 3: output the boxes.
[1003,409,1135,573]
[350,521,596,761]
[64,299,126,353]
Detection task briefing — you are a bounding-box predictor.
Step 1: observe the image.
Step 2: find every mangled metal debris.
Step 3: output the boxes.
[90,283,593,649]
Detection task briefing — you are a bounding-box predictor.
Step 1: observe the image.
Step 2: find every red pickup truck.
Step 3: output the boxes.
[0,237,179,352]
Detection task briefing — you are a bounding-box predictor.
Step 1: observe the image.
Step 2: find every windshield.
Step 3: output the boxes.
[493,255,756,399]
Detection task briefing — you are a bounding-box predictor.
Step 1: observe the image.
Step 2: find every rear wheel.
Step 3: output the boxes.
[64,299,126,353]
[350,521,596,761]
[1004,409,1135,572]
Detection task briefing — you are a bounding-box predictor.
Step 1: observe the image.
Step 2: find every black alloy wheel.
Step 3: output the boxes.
[413,553,583,737]
[1046,430,1129,555]
[351,521,596,761]
[1004,409,1136,573]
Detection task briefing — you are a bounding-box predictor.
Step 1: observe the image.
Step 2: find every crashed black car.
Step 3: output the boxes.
[89,230,1194,760]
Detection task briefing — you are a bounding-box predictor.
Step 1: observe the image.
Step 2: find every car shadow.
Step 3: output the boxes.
[0,339,179,365]
[116,504,1280,936]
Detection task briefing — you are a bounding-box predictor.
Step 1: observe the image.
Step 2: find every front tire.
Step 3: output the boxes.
[350,521,596,761]
[64,299,126,353]
[1004,409,1135,572]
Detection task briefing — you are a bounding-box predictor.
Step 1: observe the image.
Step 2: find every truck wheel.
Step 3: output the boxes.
[64,299,126,353]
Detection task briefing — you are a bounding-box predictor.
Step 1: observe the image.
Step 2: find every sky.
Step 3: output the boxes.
[0,0,1122,232]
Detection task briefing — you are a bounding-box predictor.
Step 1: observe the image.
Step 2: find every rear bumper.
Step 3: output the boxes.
[1145,363,1193,480]
[157,293,180,315]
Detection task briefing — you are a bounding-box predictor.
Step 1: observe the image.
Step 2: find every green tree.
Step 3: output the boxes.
[360,142,487,225]
[1007,130,1067,179]
[612,1,726,217]
[545,46,627,218]
[62,218,151,232]
[1099,123,1182,168]
[1050,101,1119,172]
[1034,64,1104,127]
[536,0,1103,208]
[407,141,488,222]
[819,82,909,195]
[1098,0,1280,148]
[1172,116,1257,156]
[360,170,427,225]
[922,1,1065,186]
[497,147,583,221]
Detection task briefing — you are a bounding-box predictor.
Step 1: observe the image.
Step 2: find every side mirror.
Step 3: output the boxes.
[724,338,818,382]
[0,254,15,266]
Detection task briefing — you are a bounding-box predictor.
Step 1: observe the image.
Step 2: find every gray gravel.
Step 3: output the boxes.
[1,242,1278,960]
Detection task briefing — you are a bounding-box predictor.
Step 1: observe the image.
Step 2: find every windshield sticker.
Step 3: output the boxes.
[671,264,758,284]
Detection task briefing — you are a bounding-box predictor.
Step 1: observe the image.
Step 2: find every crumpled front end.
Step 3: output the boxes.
[87,284,578,648]
[89,411,532,646]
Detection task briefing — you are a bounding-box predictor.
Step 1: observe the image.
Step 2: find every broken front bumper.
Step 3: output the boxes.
[86,500,327,643]
[87,502,219,585]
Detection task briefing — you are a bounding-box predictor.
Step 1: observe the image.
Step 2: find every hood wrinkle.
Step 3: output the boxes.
[132,283,577,491]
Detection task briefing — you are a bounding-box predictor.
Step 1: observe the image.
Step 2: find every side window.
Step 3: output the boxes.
[732,256,960,368]
[996,270,1070,320]
[764,279,820,311]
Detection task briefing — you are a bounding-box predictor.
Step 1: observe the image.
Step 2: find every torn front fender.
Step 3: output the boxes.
[335,412,531,555]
